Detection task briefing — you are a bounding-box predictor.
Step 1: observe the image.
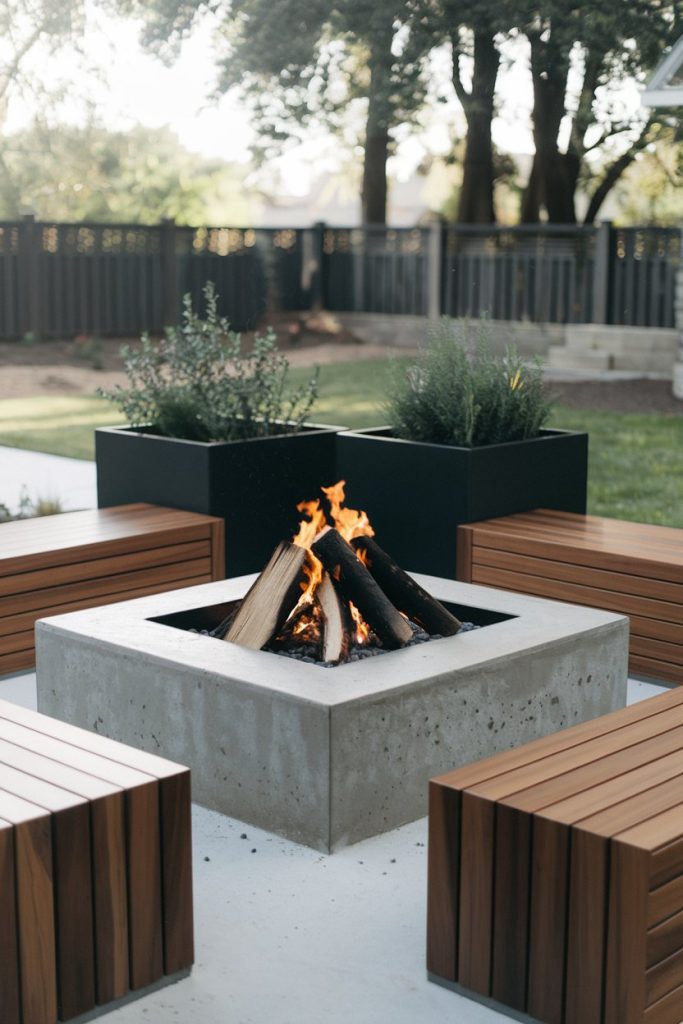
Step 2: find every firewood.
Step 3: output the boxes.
[351,536,461,636]
[311,528,413,650]
[224,542,307,650]
[318,573,351,664]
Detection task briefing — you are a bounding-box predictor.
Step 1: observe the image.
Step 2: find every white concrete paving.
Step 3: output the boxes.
[0,444,97,514]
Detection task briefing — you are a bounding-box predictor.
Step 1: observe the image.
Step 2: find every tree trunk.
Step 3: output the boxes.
[456,29,500,224]
[583,123,652,225]
[361,25,394,225]
[522,33,576,223]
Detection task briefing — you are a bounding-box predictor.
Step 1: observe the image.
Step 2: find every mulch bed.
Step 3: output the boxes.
[549,379,683,415]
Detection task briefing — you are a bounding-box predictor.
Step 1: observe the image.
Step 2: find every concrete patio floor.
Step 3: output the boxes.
[0,443,670,1023]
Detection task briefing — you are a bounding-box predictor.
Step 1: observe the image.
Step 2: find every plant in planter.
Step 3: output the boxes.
[96,283,343,577]
[336,320,588,577]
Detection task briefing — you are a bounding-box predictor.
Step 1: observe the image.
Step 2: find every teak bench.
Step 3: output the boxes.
[0,697,193,1024]
[0,503,225,676]
[456,509,683,685]
[428,686,683,1024]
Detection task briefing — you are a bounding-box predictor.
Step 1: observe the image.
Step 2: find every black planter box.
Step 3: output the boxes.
[335,427,588,578]
[96,424,342,577]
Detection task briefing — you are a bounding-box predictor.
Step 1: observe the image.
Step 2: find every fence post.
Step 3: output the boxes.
[17,214,41,339]
[161,218,178,327]
[428,219,443,320]
[306,220,325,310]
[592,220,612,324]
[673,229,683,400]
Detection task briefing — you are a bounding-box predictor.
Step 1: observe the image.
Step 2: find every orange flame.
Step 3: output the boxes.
[289,481,375,646]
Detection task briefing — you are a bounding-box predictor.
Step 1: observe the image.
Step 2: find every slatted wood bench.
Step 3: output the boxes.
[0,697,193,1024]
[0,503,225,676]
[428,685,683,1024]
[457,509,683,685]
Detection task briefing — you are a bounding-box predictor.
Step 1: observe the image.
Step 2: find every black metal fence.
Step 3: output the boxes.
[0,216,678,340]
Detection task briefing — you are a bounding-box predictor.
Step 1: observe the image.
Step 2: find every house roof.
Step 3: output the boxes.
[642,34,683,106]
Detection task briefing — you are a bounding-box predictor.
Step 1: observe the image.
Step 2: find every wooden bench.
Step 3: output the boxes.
[457,509,683,685]
[0,503,225,676]
[0,697,193,1024]
[428,686,683,1024]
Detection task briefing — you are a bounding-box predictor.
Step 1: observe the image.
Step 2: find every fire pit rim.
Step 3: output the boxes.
[36,574,628,711]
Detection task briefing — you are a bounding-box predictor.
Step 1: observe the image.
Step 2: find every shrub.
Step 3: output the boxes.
[385,319,552,448]
[99,283,319,442]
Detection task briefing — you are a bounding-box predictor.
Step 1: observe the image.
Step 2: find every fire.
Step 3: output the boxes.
[289,481,375,646]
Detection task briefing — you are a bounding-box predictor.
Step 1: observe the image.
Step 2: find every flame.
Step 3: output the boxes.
[322,480,374,543]
[349,601,370,645]
[288,481,375,647]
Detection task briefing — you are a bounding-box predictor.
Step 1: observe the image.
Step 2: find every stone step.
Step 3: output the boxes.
[546,347,613,371]
[565,325,677,353]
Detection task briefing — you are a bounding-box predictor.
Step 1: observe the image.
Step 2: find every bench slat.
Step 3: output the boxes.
[472,564,683,626]
[0,556,214,617]
[0,573,213,640]
[0,539,211,598]
[472,546,683,604]
[0,821,20,1024]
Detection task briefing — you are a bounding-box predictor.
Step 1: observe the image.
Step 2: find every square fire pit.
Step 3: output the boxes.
[35,575,628,852]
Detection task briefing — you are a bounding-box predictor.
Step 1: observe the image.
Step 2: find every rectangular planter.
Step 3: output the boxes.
[335,427,588,577]
[35,574,628,853]
[96,423,342,577]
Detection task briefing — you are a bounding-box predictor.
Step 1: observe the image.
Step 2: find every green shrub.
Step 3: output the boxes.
[385,320,552,447]
[99,283,319,442]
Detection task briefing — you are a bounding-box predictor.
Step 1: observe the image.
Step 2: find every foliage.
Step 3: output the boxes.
[518,0,680,223]
[115,0,432,223]
[0,486,63,523]
[0,121,253,223]
[99,283,319,442]
[2,365,682,531]
[385,321,552,447]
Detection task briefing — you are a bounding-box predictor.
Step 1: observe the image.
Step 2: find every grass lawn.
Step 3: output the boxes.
[1,358,682,528]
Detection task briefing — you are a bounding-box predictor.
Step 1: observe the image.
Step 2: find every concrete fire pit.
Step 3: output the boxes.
[36,575,628,852]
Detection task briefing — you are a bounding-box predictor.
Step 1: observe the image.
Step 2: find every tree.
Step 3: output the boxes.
[0,121,253,222]
[114,0,431,224]
[519,1,679,224]
[407,0,515,223]
[0,0,85,209]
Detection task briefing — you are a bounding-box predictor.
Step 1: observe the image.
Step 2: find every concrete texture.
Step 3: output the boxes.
[36,575,628,852]
[0,671,667,1024]
[547,324,678,375]
[336,312,564,355]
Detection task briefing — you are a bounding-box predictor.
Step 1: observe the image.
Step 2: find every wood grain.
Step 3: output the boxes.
[463,508,683,684]
[0,502,224,669]
[159,771,194,974]
[126,781,164,990]
[426,783,460,982]
[457,793,494,995]
[526,817,569,1024]
[0,819,20,1024]
[490,805,530,1010]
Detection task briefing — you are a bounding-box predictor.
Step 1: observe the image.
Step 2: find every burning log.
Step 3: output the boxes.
[318,573,351,664]
[311,528,413,650]
[224,542,307,650]
[351,536,461,637]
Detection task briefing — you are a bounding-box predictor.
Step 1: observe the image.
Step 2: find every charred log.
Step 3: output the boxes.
[311,528,413,650]
[351,536,461,637]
